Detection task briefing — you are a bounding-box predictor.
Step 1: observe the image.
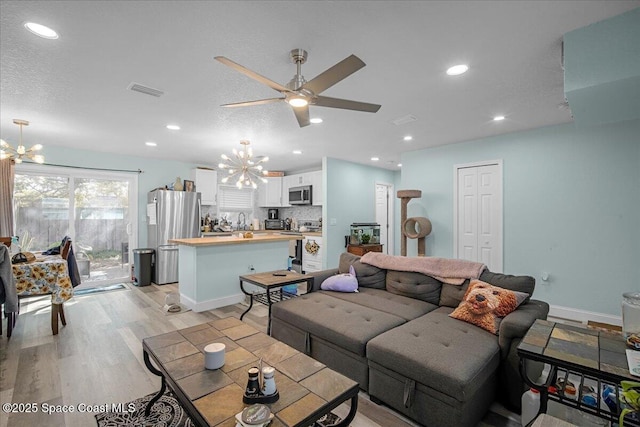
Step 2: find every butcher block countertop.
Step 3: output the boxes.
[169,233,302,247]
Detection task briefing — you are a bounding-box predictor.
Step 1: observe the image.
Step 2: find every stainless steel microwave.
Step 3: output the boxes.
[289,185,312,205]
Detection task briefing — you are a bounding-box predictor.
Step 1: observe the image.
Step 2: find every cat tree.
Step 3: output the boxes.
[397,190,432,256]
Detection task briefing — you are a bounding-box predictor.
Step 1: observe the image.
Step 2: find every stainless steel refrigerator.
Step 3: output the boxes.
[147,190,201,284]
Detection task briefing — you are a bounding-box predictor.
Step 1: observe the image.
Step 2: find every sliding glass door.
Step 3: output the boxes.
[13,164,138,287]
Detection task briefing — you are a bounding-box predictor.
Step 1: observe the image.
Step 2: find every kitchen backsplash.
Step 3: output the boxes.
[255,206,322,223]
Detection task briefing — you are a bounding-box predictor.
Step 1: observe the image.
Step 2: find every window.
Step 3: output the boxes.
[14,164,138,286]
[217,185,253,211]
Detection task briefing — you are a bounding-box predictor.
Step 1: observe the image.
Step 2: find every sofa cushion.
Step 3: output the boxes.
[439,270,535,308]
[367,307,500,401]
[449,280,529,334]
[319,287,437,321]
[271,292,405,356]
[386,270,442,305]
[338,252,386,289]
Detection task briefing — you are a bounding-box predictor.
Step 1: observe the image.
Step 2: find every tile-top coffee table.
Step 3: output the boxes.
[142,317,358,426]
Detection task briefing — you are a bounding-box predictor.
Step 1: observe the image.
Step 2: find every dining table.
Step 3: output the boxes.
[11,254,74,335]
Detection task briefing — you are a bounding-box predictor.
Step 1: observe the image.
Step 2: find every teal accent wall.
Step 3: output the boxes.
[30,145,202,247]
[325,158,398,269]
[401,119,640,316]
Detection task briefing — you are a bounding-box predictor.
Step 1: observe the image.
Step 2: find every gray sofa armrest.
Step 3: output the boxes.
[499,299,550,358]
[307,268,340,292]
[497,299,549,410]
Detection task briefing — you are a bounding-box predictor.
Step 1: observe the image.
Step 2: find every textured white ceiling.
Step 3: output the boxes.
[1,1,638,173]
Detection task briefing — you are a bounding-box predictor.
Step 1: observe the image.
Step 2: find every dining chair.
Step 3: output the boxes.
[1,245,18,338]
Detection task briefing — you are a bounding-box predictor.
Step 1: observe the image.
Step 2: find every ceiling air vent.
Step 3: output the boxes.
[128,82,164,97]
[391,114,417,126]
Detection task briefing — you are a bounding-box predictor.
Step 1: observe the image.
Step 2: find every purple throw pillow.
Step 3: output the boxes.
[321,265,359,293]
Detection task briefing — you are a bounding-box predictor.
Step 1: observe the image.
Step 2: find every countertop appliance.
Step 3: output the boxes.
[288,185,312,205]
[264,219,285,230]
[147,190,201,284]
[268,208,279,219]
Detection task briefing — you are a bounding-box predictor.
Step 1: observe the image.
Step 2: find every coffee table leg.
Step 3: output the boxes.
[239,280,254,321]
[143,350,167,416]
[333,394,358,426]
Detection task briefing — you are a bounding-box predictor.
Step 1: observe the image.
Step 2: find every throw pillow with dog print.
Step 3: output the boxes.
[449,279,528,334]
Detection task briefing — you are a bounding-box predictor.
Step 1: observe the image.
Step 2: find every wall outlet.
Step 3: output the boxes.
[249,264,255,272]
[330,218,337,226]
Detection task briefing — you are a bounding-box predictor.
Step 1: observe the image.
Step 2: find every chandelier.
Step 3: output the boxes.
[0,119,45,164]
[218,140,269,189]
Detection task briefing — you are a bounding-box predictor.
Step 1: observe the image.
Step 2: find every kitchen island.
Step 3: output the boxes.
[169,233,302,312]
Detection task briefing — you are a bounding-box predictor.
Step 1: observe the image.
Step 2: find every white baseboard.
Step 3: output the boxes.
[549,304,622,326]
[180,293,245,313]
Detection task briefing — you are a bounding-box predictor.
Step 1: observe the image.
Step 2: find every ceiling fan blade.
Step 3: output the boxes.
[303,54,366,94]
[292,105,310,127]
[215,56,292,93]
[221,98,284,108]
[314,96,381,113]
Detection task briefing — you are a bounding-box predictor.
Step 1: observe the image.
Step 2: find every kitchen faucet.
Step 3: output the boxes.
[237,212,246,230]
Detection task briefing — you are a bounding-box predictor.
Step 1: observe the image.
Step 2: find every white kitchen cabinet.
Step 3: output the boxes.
[281,175,299,207]
[302,235,323,273]
[192,168,217,205]
[308,170,322,206]
[258,176,283,207]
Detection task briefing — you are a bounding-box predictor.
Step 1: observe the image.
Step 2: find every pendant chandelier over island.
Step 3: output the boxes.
[218,140,269,189]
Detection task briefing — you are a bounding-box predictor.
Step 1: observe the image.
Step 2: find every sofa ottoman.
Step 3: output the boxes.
[271,291,407,389]
[367,308,500,427]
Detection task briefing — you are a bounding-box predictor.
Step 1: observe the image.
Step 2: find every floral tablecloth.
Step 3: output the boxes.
[12,257,74,304]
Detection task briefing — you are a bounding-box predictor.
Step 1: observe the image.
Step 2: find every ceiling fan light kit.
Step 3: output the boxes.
[215,48,381,127]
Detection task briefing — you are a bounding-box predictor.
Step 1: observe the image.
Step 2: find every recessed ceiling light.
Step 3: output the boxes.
[397,163,402,167]
[403,136,413,141]
[145,142,157,147]
[493,115,506,121]
[292,150,302,154]
[371,157,379,161]
[24,22,59,39]
[166,124,180,130]
[310,118,323,124]
[446,64,469,76]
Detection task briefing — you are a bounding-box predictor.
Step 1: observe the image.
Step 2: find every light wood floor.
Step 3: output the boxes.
[0,283,519,427]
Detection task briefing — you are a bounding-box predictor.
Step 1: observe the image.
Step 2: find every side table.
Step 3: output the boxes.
[239,270,313,335]
[518,319,640,426]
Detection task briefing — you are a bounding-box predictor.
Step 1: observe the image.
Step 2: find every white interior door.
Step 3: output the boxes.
[455,162,503,272]
[375,182,394,255]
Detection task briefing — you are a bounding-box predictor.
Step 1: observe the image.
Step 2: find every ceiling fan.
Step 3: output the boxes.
[215,49,381,127]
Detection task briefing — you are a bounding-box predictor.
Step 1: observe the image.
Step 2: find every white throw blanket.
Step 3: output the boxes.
[360,252,486,285]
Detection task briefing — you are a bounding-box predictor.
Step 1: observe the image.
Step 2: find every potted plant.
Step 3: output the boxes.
[620,381,640,426]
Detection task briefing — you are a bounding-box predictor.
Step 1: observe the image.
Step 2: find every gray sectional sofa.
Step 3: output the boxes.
[271,252,549,427]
